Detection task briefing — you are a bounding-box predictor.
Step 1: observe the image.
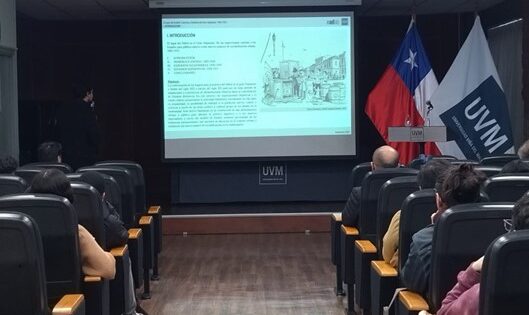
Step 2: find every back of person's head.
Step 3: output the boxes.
[28,169,74,204]
[500,159,529,174]
[72,83,93,99]
[37,141,62,163]
[512,193,529,231]
[79,171,105,196]
[517,140,529,160]
[372,145,399,169]
[438,164,486,209]
[0,155,18,174]
[417,159,452,189]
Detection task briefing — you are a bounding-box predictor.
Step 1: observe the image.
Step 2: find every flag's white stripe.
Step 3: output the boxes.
[414,69,438,120]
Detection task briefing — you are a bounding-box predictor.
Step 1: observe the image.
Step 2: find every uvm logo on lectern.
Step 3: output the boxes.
[259,164,287,185]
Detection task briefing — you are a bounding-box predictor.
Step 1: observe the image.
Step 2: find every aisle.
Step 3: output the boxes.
[141,233,346,315]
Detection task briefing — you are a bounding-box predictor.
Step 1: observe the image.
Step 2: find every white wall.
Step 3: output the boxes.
[0,0,16,49]
[0,0,18,157]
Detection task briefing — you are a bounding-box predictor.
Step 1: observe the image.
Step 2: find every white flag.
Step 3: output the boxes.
[428,16,514,160]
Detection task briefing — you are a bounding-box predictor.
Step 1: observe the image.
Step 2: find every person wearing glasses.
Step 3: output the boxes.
[436,193,529,315]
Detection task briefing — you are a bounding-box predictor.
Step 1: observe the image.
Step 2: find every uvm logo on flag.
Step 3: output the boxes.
[439,76,513,160]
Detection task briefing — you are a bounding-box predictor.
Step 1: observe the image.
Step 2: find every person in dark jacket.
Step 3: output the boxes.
[37,141,63,163]
[401,164,486,297]
[342,145,400,226]
[79,171,128,249]
[59,84,99,170]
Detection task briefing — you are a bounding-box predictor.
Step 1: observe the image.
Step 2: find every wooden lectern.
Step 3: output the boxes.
[388,126,447,154]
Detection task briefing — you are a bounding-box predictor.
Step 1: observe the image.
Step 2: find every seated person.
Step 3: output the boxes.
[79,170,147,315]
[401,164,486,297]
[382,159,451,267]
[500,159,529,174]
[37,141,63,163]
[80,171,128,249]
[342,145,399,226]
[0,155,18,174]
[437,193,529,315]
[28,168,116,279]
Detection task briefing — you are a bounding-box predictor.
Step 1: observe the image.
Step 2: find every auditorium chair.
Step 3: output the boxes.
[370,189,437,315]
[397,202,513,315]
[479,154,519,167]
[354,176,419,313]
[0,174,28,197]
[450,159,480,166]
[95,160,162,280]
[70,182,133,315]
[0,194,108,315]
[408,156,456,170]
[78,166,154,299]
[22,162,73,174]
[331,161,372,296]
[340,168,418,312]
[14,166,45,184]
[482,174,529,202]
[0,212,85,315]
[480,230,529,315]
[350,162,372,187]
[474,165,502,178]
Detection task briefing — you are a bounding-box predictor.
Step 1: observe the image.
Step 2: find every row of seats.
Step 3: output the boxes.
[0,160,162,315]
[333,154,529,315]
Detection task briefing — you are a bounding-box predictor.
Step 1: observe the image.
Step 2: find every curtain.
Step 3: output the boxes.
[0,48,19,156]
[488,19,524,149]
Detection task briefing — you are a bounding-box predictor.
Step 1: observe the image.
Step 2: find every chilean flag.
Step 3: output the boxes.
[365,19,440,164]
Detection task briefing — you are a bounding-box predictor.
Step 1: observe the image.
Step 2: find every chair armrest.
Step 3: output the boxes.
[148,205,161,215]
[52,294,85,315]
[341,224,359,236]
[110,245,128,257]
[355,240,377,254]
[139,215,153,226]
[371,260,398,277]
[129,228,142,239]
[399,290,429,311]
[83,276,101,283]
[331,212,342,222]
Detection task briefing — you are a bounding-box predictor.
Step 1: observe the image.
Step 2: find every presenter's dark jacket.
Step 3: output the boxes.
[342,187,361,226]
[401,224,434,297]
[59,99,99,170]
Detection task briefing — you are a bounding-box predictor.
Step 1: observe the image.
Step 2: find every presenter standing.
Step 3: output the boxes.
[59,84,100,170]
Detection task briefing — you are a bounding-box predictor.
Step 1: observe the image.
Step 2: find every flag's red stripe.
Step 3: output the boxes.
[365,66,440,164]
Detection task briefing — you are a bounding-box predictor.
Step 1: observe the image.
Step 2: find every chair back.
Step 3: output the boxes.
[14,167,45,185]
[70,182,107,250]
[375,176,419,252]
[359,168,418,242]
[398,189,437,273]
[429,202,513,312]
[95,161,145,214]
[480,230,529,315]
[0,212,48,315]
[450,160,480,166]
[0,194,81,303]
[78,166,135,228]
[351,162,372,188]
[474,165,502,178]
[0,175,28,197]
[22,162,73,174]
[480,154,519,167]
[68,172,122,217]
[483,174,529,202]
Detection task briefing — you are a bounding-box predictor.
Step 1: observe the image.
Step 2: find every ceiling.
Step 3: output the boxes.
[16,0,507,20]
